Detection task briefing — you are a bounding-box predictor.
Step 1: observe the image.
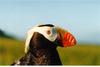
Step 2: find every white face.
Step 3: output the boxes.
[25,26,58,53]
[32,26,57,42]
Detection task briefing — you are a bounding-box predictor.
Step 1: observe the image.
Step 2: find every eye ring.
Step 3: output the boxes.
[47,30,51,35]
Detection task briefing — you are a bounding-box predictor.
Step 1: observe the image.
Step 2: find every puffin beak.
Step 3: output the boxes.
[57,32,77,47]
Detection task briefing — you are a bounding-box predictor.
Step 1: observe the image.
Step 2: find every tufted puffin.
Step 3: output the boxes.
[11,24,77,65]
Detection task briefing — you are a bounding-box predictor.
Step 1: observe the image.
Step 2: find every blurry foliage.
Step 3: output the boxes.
[0,29,16,39]
[0,37,100,65]
[57,44,100,65]
[0,38,24,65]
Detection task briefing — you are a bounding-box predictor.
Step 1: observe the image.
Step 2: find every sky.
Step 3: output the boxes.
[0,0,100,44]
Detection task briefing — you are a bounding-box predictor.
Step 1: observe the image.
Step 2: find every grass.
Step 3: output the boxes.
[0,38,24,65]
[0,37,100,65]
[57,45,100,65]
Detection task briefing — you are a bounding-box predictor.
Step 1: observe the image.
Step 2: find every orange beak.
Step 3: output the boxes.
[62,32,77,47]
[57,32,77,47]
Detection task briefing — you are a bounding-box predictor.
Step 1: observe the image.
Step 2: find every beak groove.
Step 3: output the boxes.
[58,32,77,47]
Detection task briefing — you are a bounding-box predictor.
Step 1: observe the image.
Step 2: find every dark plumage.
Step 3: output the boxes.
[11,24,77,65]
[12,32,62,65]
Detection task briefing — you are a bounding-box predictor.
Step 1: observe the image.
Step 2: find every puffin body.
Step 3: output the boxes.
[12,24,77,65]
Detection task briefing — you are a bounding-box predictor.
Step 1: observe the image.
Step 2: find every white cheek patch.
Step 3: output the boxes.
[25,26,58,53]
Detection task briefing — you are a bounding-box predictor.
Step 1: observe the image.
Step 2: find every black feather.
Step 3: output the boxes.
[12,32,62,65]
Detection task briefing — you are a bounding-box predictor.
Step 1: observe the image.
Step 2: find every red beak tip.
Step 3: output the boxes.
[62,32,77,47]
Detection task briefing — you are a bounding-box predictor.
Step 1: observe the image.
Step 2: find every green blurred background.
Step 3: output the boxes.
[0,30,100,65]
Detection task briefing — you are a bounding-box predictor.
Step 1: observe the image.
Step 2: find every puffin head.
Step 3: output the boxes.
[25,24,77,53]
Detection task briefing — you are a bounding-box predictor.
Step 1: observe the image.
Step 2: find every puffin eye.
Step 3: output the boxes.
[47,30,51,35]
